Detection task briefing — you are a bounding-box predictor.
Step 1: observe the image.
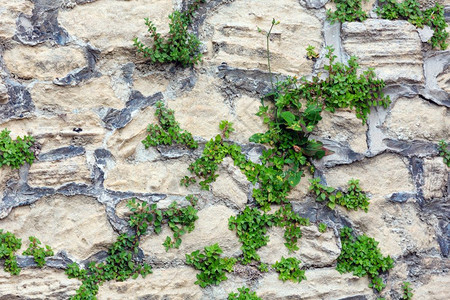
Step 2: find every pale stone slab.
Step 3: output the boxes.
[204,0,322,75]
[0,195,117,259]
[232,95,267,144]
[0,268,80,299]
[0,0,33,39]
[422,157,449,199]
[383,96,450,142]
[3,44,86,80]
[342,19,423,82]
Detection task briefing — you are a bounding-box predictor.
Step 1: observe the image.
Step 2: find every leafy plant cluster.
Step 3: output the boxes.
[0,230,54,275]
[228,286,261,300]
[377,0,448,49]
[272,256,306,283]
[185,243,236,288]
[438,140,449,167]
[305,45,319,60]
[0,128,36,169]
[22,236,54,268]
[133,0,205,66]
[402,281,414,300]
[309,178,370,212]
[336,227,394,292]
[142,101,198,149]
[66,197,198,299]
[327,0,368,23]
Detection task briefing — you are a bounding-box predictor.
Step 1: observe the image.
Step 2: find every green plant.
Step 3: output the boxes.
[185,243,237,288]
[376,0,448,49]
[219,120,235,139]
[336,227,394,292]
[133,0,205,66]
[162,201,198,251]
[272,204,310,252]
[0,230,22,275]
[22,236,54,268]
[228,286,262,300]
[0,129,36,169]
[258,262,269,273]
[142,101,198,149]
[402,281,414,300]
[327,0,368,23]
[318,222,327,233]
[309,178,370,212]
[272,257,306,283]
[438,140,450,167]
[306,45,319,60]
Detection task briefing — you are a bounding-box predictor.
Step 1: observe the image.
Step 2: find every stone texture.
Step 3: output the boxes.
[257,225,340,266]
[30,76,124,113]
[140,205,241,262]
[422,157,449,199]
[167,75,230,140]
[383,96,450,142]
[28,155,91,188]
[2,112,105,152]
[97,267,202,300]
[437,67,450,93]
[3,44,86,80]
[414,274,450,299]
[0,0,33,39]
[133,72,170,97]
[59,0,173,53]
[0,78,8,103]
[204,0,322,75]
[287,171,314,202]
[232,95,267,144]
[0,168,19,200]
[104,159,192,195]
[0,195,117,259]
[313,109,368,154]
[258,269,373,300]
[342,19,423,82]
[324,154,414,197]
[0,268,79,299]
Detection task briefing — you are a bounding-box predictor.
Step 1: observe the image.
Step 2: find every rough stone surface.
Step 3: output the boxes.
[0,0,33,39]
[0,78,8,103]
[437,67,450,93]
[258,269,373,300]
[0,268,79,299]
[422,157,449,199]
[0,195,117,259]
[97,267,202,300]
[58,0,173,53]
[204,0,322,75]
[383,96,450,142]
[28,155,91,188]
[3,44,86,80]
[140,205,241,262]
[413,274,450,299]
[342,19,423,82]
[232,95,267,144]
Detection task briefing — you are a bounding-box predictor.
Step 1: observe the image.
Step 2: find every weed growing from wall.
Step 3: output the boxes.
[22,236,54,267]
[0,230,22,275]
[377,0,448,49]
[402,281,414,300]
[327,0,368,23]
[272,256,306,283]
[438,140,449,167]
[228,286,261,300]
[0,129,36,169]
[134,0,205,66]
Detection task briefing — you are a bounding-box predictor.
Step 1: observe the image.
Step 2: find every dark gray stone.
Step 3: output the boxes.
[384,138,439,158]
[0,80,35,122]
[38,146,85,162]
[389,192,416,203]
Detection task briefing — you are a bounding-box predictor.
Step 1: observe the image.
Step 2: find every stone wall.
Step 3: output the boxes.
[0,0,449,299]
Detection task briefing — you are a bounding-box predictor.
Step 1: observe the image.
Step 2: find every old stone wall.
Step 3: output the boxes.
[0,0,449,299]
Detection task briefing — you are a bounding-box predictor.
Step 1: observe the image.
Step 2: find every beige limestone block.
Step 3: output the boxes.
[257,225,340,266]
[287,170,313,202]
[97,267,202,300]
[324,153,414,197]
[204,0,322,75]
[107,105,158,161]
[0,78,8,103]
[0,195,117,259]
[133,73,169,97]
[342,19,423,82]
[414,275,450,299]
[0,0,33,39]
[0,168,19,198]
[258,268,372,300]
[140,205,241,261]
[0,268,80,299]
[437,68,450,93]
[167,75,230,140]
[3,44,86,80]
[58,0,173,53]
[422,157,448,199]
[383,96,450,142]
[1,112,105,152]
[103,159,192,195]
[232,95,267,144]
[31,77,124,113]
[313,109,368,154]
[28,155,91,188]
